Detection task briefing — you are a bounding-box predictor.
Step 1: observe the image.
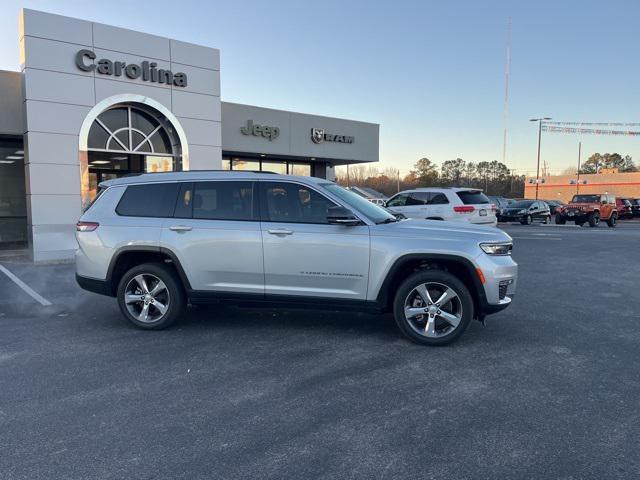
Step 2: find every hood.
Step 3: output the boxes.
[371,218,511,242]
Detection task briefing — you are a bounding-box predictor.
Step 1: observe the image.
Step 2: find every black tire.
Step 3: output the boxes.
[588,212,600,228]
[555,214,566,225]
[520,215,532,225]
[116,262,186,330]
[607,212,617,228]
[392,270,473,346]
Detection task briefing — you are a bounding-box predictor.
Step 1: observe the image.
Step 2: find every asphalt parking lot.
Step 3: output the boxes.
[1,223,640,479]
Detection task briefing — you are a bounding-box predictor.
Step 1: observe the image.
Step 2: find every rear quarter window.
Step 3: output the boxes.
[456,191,490,205]
[116,183,180,217]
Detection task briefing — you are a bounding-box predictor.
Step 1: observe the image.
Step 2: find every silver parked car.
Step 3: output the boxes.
[76,171,517,346]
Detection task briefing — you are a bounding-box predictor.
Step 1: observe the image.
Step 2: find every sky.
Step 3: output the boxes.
[1,0,639,176]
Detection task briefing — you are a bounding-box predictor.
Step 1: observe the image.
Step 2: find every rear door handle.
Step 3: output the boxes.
[169,225,192,232]
[267,228,293,236]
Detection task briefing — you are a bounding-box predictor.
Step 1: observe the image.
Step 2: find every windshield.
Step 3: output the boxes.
[571,195,599,203]
[509,200,534,208]
[322,184,396,224]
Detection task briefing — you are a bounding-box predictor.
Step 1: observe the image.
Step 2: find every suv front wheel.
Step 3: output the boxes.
[116,263,186,329]
[393,270,473,346]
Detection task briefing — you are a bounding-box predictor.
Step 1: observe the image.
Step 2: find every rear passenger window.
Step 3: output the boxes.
[116,183,180,217]
[456,191,490,205]
[429,193,449,205]
[192,181,255,221]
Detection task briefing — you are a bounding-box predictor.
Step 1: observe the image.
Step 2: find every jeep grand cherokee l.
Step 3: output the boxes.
[75,172,517,346]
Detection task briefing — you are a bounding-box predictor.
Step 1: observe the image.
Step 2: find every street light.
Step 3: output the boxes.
[530,117,552,199]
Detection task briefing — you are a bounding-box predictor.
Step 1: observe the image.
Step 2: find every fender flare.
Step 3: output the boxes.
[106,246,192,293]
[374,253,487,312]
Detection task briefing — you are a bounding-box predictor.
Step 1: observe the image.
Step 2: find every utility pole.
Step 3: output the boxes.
[576,141,581,195]
[530,117,552,199]
[502,17,512,166]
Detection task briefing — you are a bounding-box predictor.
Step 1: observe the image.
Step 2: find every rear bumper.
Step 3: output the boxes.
[75,273,114,297]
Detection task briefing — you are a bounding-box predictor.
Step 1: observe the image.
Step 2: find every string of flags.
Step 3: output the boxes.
[542,125,640,136]
[543,121,640,127]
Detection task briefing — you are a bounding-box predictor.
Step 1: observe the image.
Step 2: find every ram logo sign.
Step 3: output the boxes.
[311,128,354,144]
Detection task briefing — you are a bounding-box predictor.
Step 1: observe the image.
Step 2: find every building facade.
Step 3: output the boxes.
[0,9,379,262]
[524,171,640,203]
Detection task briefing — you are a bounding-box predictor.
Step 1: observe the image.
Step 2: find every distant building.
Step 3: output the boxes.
[524,168,640,203]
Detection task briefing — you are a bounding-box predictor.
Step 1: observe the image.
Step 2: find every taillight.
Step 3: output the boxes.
[453,206,475,213]
[490,204,497,211]
[76,221,99,232]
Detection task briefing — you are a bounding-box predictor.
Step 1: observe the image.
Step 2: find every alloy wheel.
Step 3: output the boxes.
[124,273,170,323]
[403,282,463,338]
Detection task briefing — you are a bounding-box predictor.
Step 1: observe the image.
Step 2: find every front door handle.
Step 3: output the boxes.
[267,228,293,236]
[169,225,192,232]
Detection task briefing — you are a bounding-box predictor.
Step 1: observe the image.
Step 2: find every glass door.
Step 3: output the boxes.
[0,138,27,249]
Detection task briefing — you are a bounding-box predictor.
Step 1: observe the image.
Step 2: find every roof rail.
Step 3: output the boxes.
[120,169,279,177]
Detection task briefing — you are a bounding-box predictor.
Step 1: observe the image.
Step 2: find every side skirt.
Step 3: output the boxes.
[187,290,384,313]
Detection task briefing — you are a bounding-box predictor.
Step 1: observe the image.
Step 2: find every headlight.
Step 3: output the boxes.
[480,243,512,255]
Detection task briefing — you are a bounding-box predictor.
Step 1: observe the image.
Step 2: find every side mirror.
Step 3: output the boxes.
[327,206,361,226]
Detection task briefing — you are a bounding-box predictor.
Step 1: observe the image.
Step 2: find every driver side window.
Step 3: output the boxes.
[387,194,408,207]
[261,182,337,224]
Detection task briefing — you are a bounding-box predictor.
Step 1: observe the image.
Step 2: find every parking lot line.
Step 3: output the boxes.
[0,264,52,306]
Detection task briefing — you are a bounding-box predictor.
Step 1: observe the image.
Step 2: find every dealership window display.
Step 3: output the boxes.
[0,138,27,248]
[222,156,311,176]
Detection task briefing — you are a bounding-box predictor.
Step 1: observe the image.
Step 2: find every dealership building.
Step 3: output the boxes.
[0,9,379,261]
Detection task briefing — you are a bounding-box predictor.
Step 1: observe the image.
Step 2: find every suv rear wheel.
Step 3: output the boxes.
[607,212,617,228]
[588,212,600,227]
[555,214,566,225]
[116,263,185,329]
[393,270,473,346]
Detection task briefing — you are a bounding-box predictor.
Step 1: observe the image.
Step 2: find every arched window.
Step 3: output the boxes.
[87,105,179,157]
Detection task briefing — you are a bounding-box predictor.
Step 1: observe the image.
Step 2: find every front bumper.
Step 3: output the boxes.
[475,252,518,316]
[499,215,523,222]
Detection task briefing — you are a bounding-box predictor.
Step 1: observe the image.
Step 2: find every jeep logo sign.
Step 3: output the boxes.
[311,128,354,144]
[75,49,188,87]
[240,120,280,141]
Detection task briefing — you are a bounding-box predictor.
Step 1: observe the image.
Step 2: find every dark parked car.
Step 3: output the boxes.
[500,200,551,225]
[630,199,640,217]
[488,196,514,222]
[618,198,634,219]
[541,199,565,215]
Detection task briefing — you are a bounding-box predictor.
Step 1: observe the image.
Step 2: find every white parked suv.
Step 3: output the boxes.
[75,172,517,345]
[385,188,498,226]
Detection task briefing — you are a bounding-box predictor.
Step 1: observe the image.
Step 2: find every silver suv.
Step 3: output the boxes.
[75,171,517,345]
